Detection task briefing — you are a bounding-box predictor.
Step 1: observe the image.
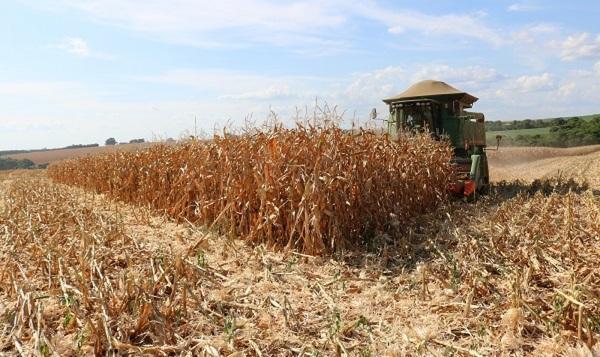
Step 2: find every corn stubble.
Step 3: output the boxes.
[0,178,213,355]
[48,125,454,254]
[0,173,598,355]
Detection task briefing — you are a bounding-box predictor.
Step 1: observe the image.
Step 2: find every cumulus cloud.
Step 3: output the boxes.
[510,27,600,67]
[514,73,553,91]
[554,33,600,61]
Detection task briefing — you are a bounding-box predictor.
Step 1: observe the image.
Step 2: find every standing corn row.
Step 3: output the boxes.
[48,125,454,254]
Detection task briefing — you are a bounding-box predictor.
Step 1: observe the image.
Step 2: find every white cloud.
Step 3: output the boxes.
[514,73,553,91]
[53,36,115,59]
[595,61,600,76]
[60,0,344,33]
[344,66,404,101]
[43,0,346,51]
[58,37,90,56]
[510,27,600,68]
[508,2,539,12]
[554,33,600,61]
[511,23,559,44]
[557,82,576,98]
[352,3,503,45]
[36,0,504,51]
[410,65,502,88]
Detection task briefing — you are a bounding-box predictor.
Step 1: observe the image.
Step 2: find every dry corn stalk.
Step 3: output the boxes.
[48,124,453,254]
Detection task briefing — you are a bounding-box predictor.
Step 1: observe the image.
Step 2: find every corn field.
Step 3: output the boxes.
[48,125,454,254]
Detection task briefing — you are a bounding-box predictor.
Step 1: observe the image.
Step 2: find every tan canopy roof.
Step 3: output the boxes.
[383,80,478,105]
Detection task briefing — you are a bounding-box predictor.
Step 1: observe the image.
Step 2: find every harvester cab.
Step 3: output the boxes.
[383,80,490,198]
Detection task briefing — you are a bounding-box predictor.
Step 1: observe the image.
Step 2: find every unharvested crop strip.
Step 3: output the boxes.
[48,125,454,254]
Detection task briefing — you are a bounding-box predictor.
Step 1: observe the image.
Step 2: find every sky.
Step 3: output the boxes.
[1,0,600,150]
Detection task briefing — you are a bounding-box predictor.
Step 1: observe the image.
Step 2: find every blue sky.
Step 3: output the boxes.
[1,0,599,150]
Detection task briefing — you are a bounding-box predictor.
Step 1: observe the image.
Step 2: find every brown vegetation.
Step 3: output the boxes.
[48,125,453,254]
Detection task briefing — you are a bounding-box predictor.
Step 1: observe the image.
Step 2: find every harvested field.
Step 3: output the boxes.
[48,126,453,254]
[488,145,600,186]
[2,143,152,165]
[487,145,600,166]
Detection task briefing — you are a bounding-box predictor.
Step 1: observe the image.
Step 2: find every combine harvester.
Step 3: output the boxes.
[382,80,500,198]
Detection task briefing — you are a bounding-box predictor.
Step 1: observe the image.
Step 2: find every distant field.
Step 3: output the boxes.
[1,142,152,165]
[486,127,550,142]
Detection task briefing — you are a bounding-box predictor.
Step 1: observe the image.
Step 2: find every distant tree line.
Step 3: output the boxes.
[64,143,100,149]
[486,118,556,131]
[105,137,145,145]
[547,116,600,147]
[488,116,600,147]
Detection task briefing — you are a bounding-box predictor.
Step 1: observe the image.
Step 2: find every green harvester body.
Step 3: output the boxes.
[383,80,490,196]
